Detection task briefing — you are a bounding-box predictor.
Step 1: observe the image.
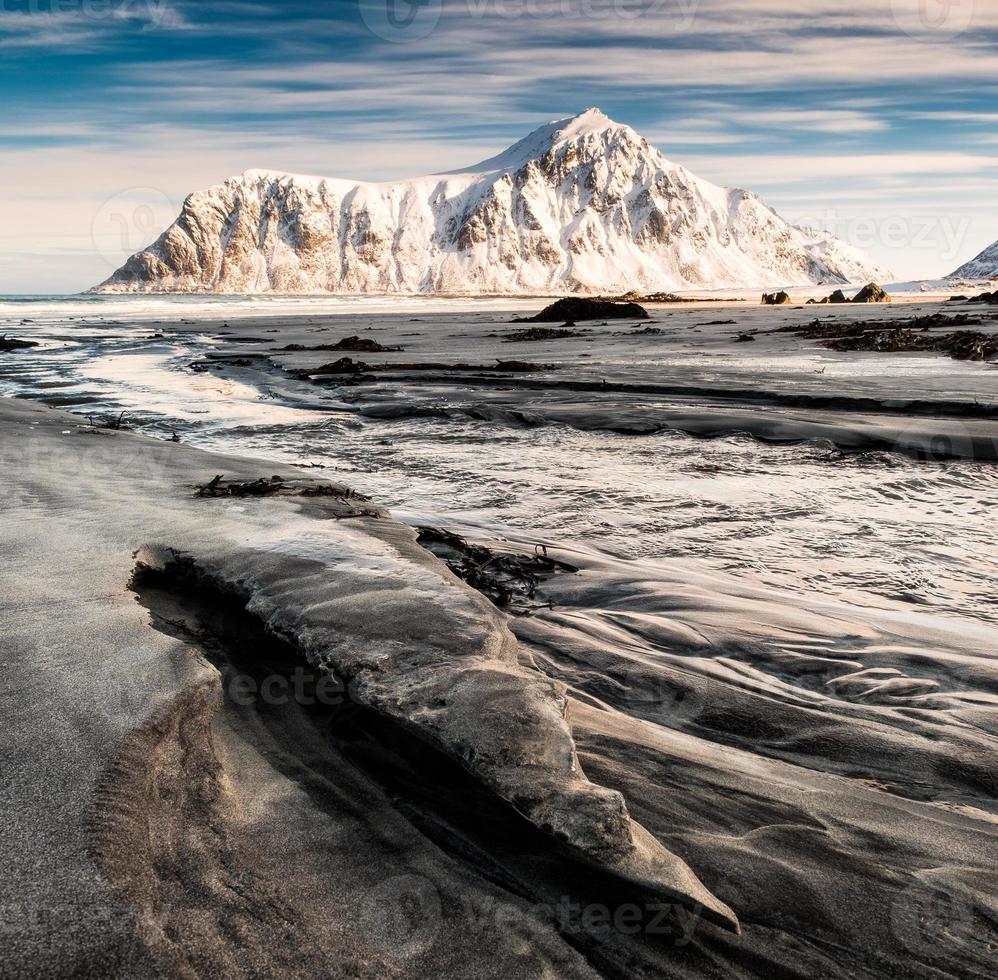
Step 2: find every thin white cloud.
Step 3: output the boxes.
[684,151,998,186]
[747,110,888,134]
[5,0,998,289]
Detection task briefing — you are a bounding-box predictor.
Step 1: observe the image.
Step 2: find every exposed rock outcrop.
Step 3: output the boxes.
[0,335,39,352]
[762,291,792,305]
[851,282,891,304]
[515,297,649,322]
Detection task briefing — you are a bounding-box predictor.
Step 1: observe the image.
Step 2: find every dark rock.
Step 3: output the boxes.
[818,289,849,304]
[762,291,792,305]
[514,298,649,323]
[851,282,891,304]
[967,290,998,305]
[0,334,39,352]
[735,333,757,342]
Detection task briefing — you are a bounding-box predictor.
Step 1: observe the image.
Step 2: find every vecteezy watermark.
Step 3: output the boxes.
[357,0,443,42]
[0,902,125,937]
[882,414,998,465]
[465,894,706,945]
[620,662,706,725]
[357,875,708,961]
[91,186,176,270]
[224,666,348,708]
[891,0,976,42]
[1,0,177,29]
[358,0,701,42]
[361,874,443,958]
[814,210,973,267]
[463,0,701,25]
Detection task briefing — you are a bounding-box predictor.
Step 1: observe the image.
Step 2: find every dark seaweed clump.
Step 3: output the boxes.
[782,312,998,361]
[417,526,578,613]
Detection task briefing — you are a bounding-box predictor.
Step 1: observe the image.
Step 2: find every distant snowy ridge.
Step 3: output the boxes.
[950,240,998,280]
[93,109,891,295]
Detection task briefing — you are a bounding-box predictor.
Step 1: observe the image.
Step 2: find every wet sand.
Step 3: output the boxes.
[1,297,997,977]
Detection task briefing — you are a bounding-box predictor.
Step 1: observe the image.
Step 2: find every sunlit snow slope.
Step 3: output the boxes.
[94,109,891,295]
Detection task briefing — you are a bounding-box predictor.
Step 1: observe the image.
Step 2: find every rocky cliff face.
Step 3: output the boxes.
[951,240,998,280]
[93,109,891,294]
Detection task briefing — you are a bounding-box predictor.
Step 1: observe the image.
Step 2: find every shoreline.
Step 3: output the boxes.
[2,301,998,977]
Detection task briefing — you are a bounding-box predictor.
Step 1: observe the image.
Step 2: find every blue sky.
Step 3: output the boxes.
[2,0,997,292]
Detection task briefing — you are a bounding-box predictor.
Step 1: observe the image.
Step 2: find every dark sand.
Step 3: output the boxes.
[2,298,997,978]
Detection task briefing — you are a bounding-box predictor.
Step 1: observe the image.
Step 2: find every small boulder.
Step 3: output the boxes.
[0,334,39,352]
[852,282,892,304]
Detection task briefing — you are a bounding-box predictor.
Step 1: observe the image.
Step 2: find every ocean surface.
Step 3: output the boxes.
[3,294,997,626]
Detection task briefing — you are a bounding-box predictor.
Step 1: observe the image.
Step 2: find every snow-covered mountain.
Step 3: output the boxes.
[950,241,998,280]
[93,109,891,295]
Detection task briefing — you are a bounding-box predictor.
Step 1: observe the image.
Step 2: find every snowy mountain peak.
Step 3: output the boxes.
[950,240,998,280]
[566,106,612,127]
[93,110,891,295]
[553,107,625,141]
[455,108,643,176]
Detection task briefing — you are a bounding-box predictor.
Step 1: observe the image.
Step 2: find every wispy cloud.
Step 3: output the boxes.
[2,0,997,289]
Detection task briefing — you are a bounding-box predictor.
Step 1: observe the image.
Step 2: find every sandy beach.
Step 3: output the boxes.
[7,0,998,973]
[1,295,997,977]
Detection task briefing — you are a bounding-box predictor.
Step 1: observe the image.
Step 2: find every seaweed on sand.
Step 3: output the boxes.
[194,473,371,503]
[501,325,588,342]
[417,526,578,614]
[779,313,998,361]
[276,336,405,353]
[87,411,131,431]
[309,357,557,375]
